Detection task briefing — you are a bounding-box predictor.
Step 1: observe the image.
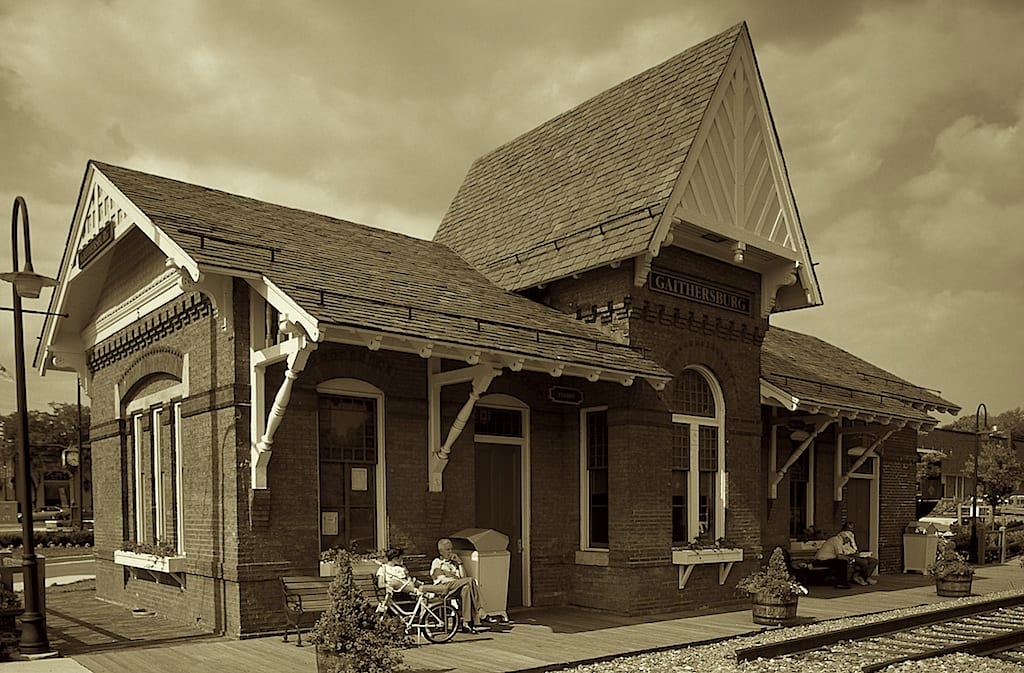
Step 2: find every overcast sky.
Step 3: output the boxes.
[0,1,1021,423]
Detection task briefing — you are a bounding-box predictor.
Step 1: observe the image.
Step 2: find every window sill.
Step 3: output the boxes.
[671,548,742,589]
[574,550,610,566]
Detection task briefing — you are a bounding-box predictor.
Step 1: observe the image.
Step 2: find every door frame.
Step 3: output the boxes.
[474,394,531,608]
[847,453,879,560]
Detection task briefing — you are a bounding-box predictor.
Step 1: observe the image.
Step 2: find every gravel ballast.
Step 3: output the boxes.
[558,590,1024,673]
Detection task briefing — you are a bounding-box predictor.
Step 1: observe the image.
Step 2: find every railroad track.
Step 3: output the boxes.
[735,593,1024,671]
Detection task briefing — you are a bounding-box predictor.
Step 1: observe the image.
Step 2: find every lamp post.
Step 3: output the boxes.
[970,403,988,564]
[0,196,56,655]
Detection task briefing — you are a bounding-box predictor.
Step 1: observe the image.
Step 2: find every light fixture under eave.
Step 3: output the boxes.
[0,270,57,299]
[789,429,810,442]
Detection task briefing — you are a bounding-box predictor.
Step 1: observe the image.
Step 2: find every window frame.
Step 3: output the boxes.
[670,366,726,544]
[579,405,610,552]
[315,378,387,553]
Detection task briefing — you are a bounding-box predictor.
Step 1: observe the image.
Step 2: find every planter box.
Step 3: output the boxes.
[672,548,743,589]
[320,559,380,578]
[114,550,186,574]
[672,548,743,565]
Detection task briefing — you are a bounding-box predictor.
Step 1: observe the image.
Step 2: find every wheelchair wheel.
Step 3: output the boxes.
[422,600,460,643]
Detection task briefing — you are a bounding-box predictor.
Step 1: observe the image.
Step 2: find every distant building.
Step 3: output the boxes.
[37,23,957,636]
[919,427,1024,507]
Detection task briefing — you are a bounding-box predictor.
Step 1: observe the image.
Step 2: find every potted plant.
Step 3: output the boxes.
[0,585,23,635]
[308,549,411,673]
[736,547,808,625]
[927,538,974,597]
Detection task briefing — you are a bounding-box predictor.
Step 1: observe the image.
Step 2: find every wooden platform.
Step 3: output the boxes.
[37,563,1024,673]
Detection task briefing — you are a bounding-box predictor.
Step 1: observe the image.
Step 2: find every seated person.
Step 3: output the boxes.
[431,538,488,633]
[815,530,855,588]
[376,547,422,596]
[839,521,878,585]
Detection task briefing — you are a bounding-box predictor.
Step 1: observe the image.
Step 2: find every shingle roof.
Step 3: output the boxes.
[434,23,744,291]
[762,326,960,423]
[94,161,669,380]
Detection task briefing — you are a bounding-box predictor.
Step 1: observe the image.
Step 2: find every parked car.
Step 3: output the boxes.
[32,506,68,521]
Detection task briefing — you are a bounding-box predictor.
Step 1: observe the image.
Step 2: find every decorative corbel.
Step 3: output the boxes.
[49,351,92,395]
[760,261,799,317]
[251,323,318,489]
[769,418,834,498]
[834,424,900,500]
[166,258,233,331]
[428,363,502,492]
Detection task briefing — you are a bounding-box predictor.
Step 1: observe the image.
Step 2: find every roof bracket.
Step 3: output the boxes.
[428,362,502,492]
[769,418,833,498]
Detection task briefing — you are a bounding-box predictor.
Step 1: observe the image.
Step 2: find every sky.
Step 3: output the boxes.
[0,0,1021,423]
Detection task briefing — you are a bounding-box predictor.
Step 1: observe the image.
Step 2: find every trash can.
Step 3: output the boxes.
[902,521,940,573]
[449,528,510,619]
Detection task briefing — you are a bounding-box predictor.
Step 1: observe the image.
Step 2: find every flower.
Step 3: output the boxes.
[926,538,974,581]
[736,547,807,600]
[0,586,21,611]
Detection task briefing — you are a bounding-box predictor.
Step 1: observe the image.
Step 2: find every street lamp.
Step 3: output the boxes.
[970,403,988,564]
[0,196,56,655]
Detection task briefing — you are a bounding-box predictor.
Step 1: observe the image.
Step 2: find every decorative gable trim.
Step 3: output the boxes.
[39,163,203,374]
[642,26,822,316]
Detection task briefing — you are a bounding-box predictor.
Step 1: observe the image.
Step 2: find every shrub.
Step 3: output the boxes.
[309,548,411,672]
[736,547,808,601]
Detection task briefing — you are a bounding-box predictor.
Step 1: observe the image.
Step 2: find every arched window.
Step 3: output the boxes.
[669,366,726,546]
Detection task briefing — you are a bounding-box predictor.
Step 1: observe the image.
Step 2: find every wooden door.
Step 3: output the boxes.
[475,443,522,607]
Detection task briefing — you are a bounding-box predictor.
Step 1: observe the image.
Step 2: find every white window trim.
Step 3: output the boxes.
[579,405,609,554]
[153,407,164,542]
[671,365,727,542]
[173,402,184,554]
[132,413,144,542]
[315,378,388,551]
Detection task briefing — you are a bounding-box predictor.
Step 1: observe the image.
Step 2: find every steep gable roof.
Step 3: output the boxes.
[435,23,743,291]
[761,326,960,425]
[39,161,670,385]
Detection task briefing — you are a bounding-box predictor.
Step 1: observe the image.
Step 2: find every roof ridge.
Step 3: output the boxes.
[91,159,437,248]
[464,22,745,163]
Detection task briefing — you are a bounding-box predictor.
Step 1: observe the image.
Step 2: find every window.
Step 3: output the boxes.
[317,383,385,553]
[581,408,609,549]
[670,367,726,545]
[788,448,810,537]
[127,399,184,553]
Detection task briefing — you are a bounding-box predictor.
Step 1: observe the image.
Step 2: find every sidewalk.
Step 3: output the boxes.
[11,562,1024,673]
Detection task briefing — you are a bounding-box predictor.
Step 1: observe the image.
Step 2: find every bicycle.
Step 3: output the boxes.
[377,583,461,644]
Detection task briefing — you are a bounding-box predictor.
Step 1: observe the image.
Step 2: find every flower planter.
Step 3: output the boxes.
[114,550,186,574]
[751,593,799,625]
[672,548,743,589]
[935,574,973,597]
[0,607,23,635]
[316,646,354,673]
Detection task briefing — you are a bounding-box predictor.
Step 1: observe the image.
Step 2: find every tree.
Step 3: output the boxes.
[945,407,1024,437]
[0,402,91,508]
[963,440,1024,510]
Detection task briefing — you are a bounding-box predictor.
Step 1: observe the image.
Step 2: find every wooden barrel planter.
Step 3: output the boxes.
[935,574,973,597]
[751,593,799,625]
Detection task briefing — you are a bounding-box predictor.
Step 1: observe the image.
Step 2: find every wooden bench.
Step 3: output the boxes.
[281,568,384,646]
[786,542,841,586]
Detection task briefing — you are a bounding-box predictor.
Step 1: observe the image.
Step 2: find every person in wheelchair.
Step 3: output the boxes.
[431,538,489,633]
